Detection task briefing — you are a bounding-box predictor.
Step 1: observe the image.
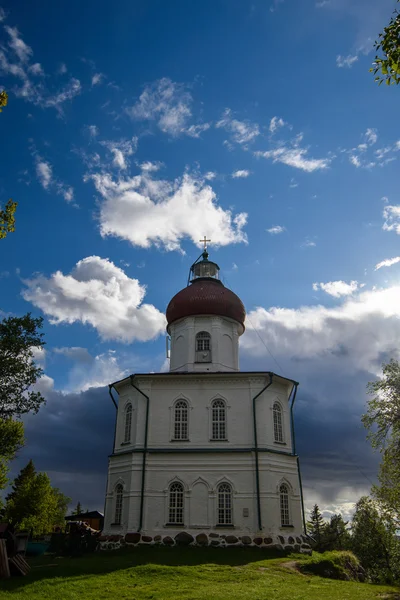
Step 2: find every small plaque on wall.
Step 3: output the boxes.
[243,508,249,517]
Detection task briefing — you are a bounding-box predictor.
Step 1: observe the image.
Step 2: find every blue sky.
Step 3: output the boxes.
[1,0,400,517]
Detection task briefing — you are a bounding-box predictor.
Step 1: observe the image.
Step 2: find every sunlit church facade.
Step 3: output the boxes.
[103,246,307,549]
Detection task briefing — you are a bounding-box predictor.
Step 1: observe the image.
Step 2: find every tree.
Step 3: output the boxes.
[322,514,351,551]
[72,501,83,515]
[351,496,400,583]
[4,461,70,535]
[0,419,24,508]
[371,1,400,85]
[0,90,7,112]
[363,359,400,523]
[0,199,17,240]
[307,504,325,550]
[0,313,46,418]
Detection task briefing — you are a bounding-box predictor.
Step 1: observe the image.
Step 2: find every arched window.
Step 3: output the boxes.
[211,399,226,440]
[174,400,188,440]
[273,402,284,443]
[217,483,233,525]
[196,331,211,351]
[279,483,290,526]
[124,404,133,443]
[168,482,184,525]
[115,484,123,525]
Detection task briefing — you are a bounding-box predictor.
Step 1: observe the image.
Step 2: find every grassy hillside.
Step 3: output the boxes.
[1,547,398,600]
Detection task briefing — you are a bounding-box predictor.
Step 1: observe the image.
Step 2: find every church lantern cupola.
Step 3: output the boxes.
[166,238,246,373]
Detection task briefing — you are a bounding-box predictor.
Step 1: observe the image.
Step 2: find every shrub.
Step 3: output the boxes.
[298,550,364,581]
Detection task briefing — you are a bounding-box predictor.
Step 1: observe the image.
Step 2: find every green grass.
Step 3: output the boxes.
[0,547,399,600]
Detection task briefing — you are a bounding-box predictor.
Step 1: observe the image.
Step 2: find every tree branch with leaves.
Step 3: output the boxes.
[371,1,400,85]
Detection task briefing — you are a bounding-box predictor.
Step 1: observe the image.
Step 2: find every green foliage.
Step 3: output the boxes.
[363,359,400,522]
[0,199,17,240]
[351,496,400,583]
[72,501,83,515]
[307,504,325,549]
[322,514,351,552]
[4,460,70,535]
[0,313,46,418]
[0,418,25,505]
[298,550,362,581]
[0,90,7,112]
[0,547,398,600]
[307,505,351,552]
[371,1,400,85]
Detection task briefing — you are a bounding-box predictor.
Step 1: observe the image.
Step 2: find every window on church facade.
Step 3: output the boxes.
[124,404,132,443]
[174,400,188,440]
[115,484,123,525]
[280,483,290,526]
[217,483,232,525]
[168,482,184,525]
[273,402,284,443]
[196,331,211,351]
[211,399,226,440]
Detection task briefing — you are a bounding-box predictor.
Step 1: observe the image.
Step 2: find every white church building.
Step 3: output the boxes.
[102,247,308,550]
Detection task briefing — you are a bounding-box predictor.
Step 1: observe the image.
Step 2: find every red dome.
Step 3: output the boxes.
[166,279,246,328]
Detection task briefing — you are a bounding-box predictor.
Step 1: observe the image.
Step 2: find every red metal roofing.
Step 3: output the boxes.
[166,278,246,327]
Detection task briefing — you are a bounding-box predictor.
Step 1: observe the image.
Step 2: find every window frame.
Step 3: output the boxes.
[114,483,124,525]
[173,399,189,441]
[279,482,291,527]
[217,482,233,526]
[124,403,133,444]
[273,401,285,444]
[167,482,184,526]
[210,398,227,441]
[196,331,211,352]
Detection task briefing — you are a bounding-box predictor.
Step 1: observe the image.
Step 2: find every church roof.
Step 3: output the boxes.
[111,371,299,389]
[166,278,246,329]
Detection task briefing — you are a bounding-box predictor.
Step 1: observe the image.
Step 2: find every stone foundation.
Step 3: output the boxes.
[97,532,312,554]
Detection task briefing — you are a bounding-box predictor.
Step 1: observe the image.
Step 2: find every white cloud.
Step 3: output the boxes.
[241,284,400,375]
[185,123,211,138]
[87,125,99,138]
[34,156,74,202]
[36,160,52,190]
[382,205,400,235]
[269,116,286,133]
[302,238,316,247]
[28,62,44,76]
[267,225,285,235]
[60,186,74,202]
[289,178,298,188]
[345,128,400,169]
[256,145,330,172]
[54,347,93,362]
[375,256,400,271]
[100,137,138,170]
[5,26,32,63]
[204,171,217,181]
[336,54,358,68]
[349,155,361,168]
[43,78,81,112]
[58,63,67,74]
[232,169,251,178]
[22,256,166,343]
[127,78,208,138]
[365,128,378,146]
[91,73,104,86]
[216,108,260,145]
[0,7,6,22]
[140,161,162,172]
[312,280,359,297]
[85,170,248,252]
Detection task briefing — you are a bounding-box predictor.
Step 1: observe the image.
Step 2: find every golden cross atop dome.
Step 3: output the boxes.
[199,235,211,250]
